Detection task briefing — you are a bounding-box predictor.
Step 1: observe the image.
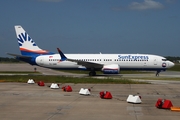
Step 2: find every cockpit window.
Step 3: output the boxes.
[162,59,167,61]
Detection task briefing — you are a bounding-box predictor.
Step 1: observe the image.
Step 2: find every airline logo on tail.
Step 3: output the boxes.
[18,32,37,47]
[15,26,52,55]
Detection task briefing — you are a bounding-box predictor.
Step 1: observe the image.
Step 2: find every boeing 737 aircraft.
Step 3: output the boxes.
[8,25,174,76]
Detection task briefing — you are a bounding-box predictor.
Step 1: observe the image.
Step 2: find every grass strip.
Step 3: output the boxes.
[0,71,41,74]
[0,75,148,84]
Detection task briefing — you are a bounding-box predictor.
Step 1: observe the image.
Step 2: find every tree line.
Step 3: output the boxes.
[0,57,23,63]
[165,56,180,63]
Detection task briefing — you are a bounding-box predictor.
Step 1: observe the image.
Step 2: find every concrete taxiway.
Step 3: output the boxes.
[0,63,180,120]
[0,63,82,76]
[0,83,180,120]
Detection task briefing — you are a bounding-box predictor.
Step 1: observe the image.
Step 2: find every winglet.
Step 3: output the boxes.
[57,48,67,61]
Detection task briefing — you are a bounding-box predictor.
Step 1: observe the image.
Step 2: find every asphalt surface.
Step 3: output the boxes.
[1,83,180,120]
[0,63,83,76]
[0,63,180,120]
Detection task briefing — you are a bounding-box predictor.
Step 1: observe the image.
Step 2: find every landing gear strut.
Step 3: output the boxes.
[89,71,96,76]
[156,70,161,77]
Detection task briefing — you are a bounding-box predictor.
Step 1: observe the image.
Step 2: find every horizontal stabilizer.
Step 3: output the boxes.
[7,53,32,59]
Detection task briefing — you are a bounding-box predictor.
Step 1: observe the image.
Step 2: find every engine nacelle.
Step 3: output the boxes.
[102,64,120,74]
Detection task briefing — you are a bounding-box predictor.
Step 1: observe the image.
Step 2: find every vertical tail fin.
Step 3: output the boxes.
[15,25,53,56]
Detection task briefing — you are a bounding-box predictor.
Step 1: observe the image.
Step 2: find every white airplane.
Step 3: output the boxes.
[8,25,174,76]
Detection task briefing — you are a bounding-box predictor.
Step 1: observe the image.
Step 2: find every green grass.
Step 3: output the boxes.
[0,75,148,84]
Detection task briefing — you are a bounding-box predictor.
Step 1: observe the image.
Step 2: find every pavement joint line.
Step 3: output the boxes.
[47,93,82,120]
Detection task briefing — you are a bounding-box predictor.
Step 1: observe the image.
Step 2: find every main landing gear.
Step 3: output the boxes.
[89,71,96,76]
[89,68,96,76]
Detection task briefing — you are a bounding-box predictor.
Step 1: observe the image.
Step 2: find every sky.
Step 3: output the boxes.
[0,0,180,57]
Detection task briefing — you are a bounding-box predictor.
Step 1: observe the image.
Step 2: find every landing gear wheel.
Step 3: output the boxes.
[156,70,161,77]
[89,71,96,76]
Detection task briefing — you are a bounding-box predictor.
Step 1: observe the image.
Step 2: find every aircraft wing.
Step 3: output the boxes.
[7,53,32,59]
[67,58,103,69]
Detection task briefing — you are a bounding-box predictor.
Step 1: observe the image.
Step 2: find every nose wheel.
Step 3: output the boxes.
[156,70,161,77]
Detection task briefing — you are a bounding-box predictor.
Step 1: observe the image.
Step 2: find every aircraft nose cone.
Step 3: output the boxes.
[168,61,174,68]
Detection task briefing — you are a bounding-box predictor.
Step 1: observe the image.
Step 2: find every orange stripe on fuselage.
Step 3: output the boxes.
[20,48,49,54]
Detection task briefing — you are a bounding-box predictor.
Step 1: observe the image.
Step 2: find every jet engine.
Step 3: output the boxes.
[102,64,120,74]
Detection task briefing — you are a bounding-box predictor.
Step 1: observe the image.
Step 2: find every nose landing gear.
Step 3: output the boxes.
[156,70,161,77]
